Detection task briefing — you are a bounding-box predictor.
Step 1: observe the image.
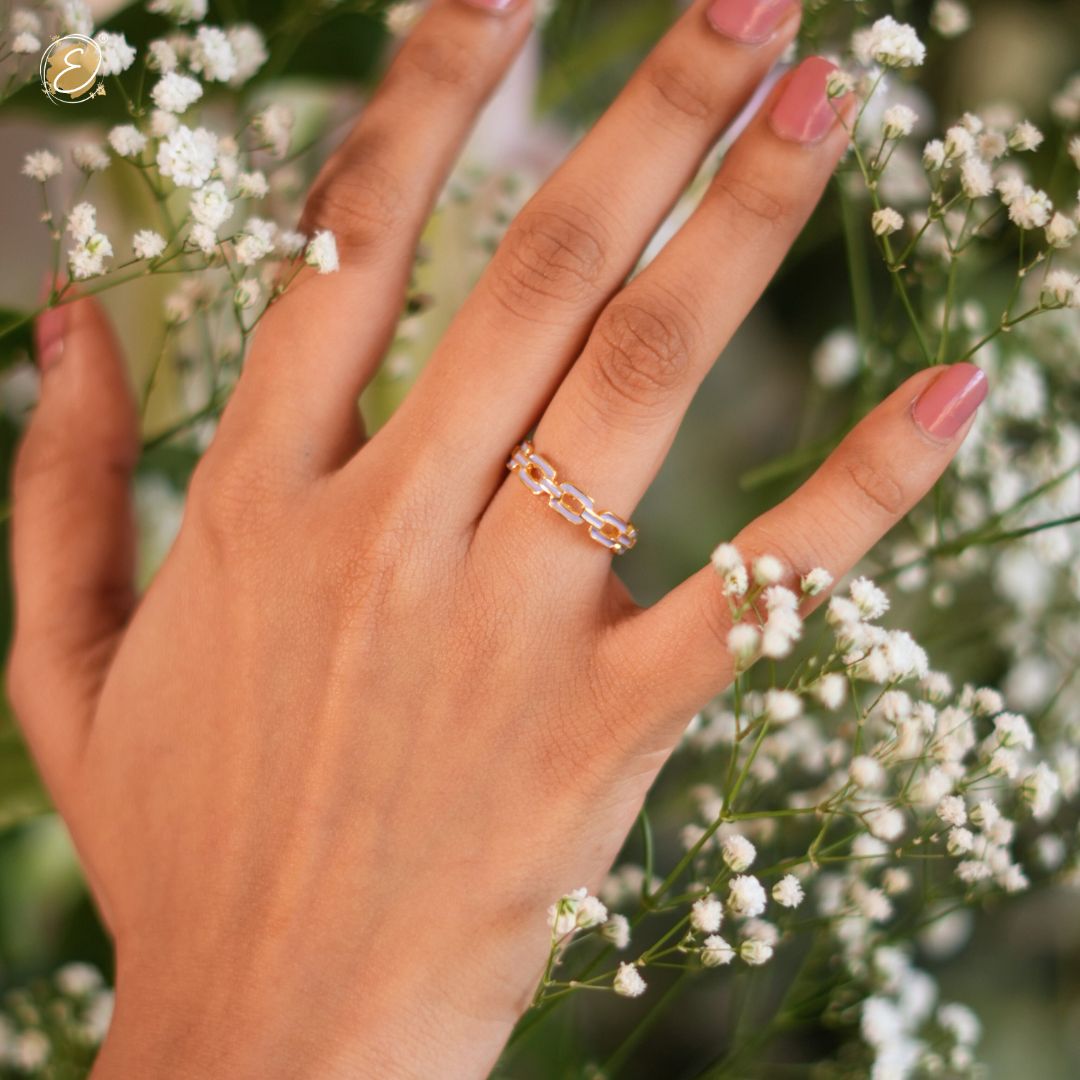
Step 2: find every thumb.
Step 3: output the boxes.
[618,363,988,737]
[7,293,139,788]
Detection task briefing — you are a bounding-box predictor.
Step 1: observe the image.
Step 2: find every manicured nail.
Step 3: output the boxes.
[769,56,842,144]
[706,0,797,45]
[458,0,520,12]
[912,364,989,441]
[35,303,68,373]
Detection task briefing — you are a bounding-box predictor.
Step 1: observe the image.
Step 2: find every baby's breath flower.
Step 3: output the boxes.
[1009,121,1044,153]
[882,105,918,140]
[190,180,233,230]
[801,567,833,596]
[57,0,93,36]
[872,208,904,237]
[865,805,906,842]
[947,827,975,855]
[850,755,886,790]
[826,69,855,100]
[152,72,204,114]
[22,150,63,182]
[960,157,993,199]
[727,623,760,670]
[1069,135,1080,171]
[277,230,307,258]
[761,607,802,659]
[12,31,40,53]
[11,8,42,34]
[764,689,802,724]
[938,796,967,827]
[253,104,294,158]
[547,887,587,936]
[613,962,646,998]
[601,914,630,949]
[711,542,748,597]
[148,0,208,22]
[189,26,238,82]
[1007,185,1053,230]
[815,673,847,711]
[691,894,724,934]
[1021,763,1060,819]
[56,963,103,997]
[234,279,261,310]
[701,934,735,967]
[1042,269,1080,308]
[227,25,268,85]
[727,874,767,918]
[148,39,179,73]
[1046,212,1078,248]
[944,124,976,163]
[69,231,113,280]
[150,108,179,138]
[860,17,927,69]
[237,171,269,199]
[931,0,972,38]
[108,125,148,158]
[73,144,110,174]
[850,577,890,620]
[157,125,218,189]
[133,230,167,260]
[66,202,97,244]
[95,31,136,75]
[752,554,784,586]
[305,229,340,274]
[772,875,804,908]
[721,835,757,873]
[739,938,774,965]
[993,712,1034,751]
[923,140,946,171]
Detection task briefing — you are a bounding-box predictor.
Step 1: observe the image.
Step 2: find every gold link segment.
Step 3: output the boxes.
[506,441,639,555]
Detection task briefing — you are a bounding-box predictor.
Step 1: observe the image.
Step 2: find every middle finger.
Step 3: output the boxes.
[377,0,802,509]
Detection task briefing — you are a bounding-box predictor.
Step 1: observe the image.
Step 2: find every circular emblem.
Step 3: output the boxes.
[40,34,104,105]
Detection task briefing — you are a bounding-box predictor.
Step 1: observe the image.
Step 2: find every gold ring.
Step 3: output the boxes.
[507,441,638,555]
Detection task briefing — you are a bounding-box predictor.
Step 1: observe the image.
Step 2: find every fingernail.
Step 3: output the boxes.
[769,56,842,144]
[35,304,68,373]
[912,364,989,441]
[458,0,520,12]
[706,0,797,45]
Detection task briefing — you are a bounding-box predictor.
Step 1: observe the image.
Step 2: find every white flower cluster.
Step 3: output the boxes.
[0,963,114,1074]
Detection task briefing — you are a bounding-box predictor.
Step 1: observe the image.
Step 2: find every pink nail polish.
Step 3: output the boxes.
[769,56,842,144]
[458,0,519,12]
[35,303,68,373]
[706,0,797,45]
[912,364,989,440]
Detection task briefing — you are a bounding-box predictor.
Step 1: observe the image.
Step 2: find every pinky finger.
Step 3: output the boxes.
[612,363,989,744]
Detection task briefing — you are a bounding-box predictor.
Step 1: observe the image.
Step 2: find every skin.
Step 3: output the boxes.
[7,1,984,1076]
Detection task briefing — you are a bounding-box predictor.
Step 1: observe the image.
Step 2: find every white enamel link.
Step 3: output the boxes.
[506,441,638,555]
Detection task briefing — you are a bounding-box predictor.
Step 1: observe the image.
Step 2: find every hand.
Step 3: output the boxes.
[8,1,987,1076]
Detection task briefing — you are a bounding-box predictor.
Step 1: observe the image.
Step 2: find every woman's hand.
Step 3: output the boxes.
[7,1,987,1076]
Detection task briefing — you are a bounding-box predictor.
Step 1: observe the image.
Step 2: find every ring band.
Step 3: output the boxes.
[507,441,638,555]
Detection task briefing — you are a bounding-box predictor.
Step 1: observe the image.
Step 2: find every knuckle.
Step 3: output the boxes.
[303,149,407,261]
[489,200,609,318]
[583,289,697,420]
[841,452,907,517]
[641,55,716,125]
[396,33,479,92]
[712,172,789,231]
[185,451,281,553]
